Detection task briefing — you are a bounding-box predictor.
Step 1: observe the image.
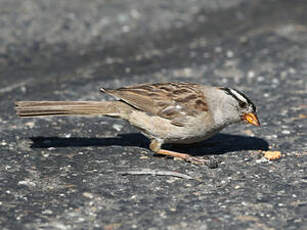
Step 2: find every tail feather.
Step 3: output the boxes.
[15,101,129,118]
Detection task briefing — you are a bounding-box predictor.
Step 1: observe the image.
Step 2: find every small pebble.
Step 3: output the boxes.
[125,67,131,73]
[282,130,290,135]
[203,52,210,58]
[280,71,288,78]
[83,192,94,199]
[18,180,36,187]
[215,46,222,53]
[257,76,265,82]
[256,158,268,163]
[25,121,35,128]
[1,140,7,146]
[5,165,11,170]
[288,68,296,74]
[226,50,234,58]
[42,209,53,215]
[42,153,49,158]
[64,133,71,138]
[122,25,130,33]
[239,36,248,43]
[20,86,27,93]
[272,78,279,84]
[112,124,123,131]
[140,155,149,159]
[130,9,140,19]
[247,71,255,78]
[266,135,278,139]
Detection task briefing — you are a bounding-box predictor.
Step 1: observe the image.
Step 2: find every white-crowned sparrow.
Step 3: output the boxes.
[15,82,260,166]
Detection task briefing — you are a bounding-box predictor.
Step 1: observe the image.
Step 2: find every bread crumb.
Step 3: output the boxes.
[263,151,282,160]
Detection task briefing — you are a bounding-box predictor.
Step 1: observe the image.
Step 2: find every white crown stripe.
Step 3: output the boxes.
[229,89,248,103]
[220,87,256,112]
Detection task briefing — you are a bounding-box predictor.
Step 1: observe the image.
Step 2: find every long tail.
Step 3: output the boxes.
[15,101,131,118]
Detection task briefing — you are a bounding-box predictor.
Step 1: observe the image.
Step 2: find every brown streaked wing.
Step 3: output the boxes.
[102,85,164,115]
[102,83,208,126]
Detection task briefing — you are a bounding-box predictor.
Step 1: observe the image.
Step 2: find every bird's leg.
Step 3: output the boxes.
[149,140,218,168]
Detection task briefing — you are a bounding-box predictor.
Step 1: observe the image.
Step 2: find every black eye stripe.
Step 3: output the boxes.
[239,101,247,108]
[220,88,256,112]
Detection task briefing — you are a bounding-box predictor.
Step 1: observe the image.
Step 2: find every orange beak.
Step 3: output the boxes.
[242,113,260,126]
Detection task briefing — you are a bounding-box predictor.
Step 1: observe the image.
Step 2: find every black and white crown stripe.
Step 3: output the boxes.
[220,88,256,112]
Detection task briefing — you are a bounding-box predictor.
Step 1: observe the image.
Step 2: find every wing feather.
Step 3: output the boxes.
[101,83,208,126]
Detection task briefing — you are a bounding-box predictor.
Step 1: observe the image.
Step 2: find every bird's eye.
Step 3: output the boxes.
[239,101,248,108]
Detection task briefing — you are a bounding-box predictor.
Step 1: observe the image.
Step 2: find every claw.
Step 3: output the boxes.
[151,141,219,168]
[186,156,218,168]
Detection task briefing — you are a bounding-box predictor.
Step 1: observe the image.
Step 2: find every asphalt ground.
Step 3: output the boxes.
[0,0,306,229]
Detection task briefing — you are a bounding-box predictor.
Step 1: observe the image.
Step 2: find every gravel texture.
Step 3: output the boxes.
[0,0,306,229]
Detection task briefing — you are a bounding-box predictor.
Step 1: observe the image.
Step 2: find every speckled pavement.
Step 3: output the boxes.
[0,0,306,229]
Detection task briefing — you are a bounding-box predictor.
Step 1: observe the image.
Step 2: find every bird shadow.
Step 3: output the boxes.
[30,133,269,155]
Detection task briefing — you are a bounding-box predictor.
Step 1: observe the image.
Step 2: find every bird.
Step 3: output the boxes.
[15,82,260,167]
